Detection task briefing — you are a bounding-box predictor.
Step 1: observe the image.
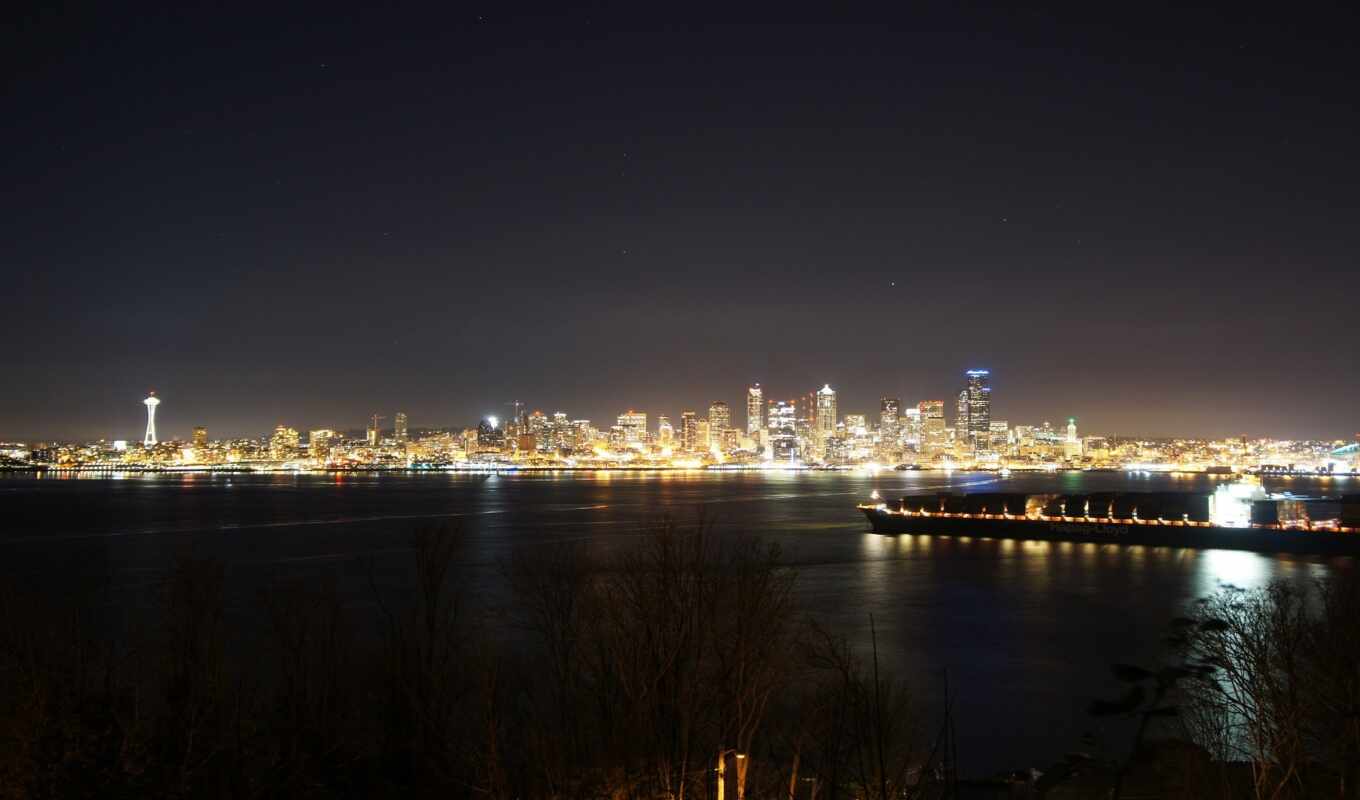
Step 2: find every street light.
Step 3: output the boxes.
[715,749,748,800]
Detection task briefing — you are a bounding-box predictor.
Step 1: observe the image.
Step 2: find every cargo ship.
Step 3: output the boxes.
[858,491,1360,556]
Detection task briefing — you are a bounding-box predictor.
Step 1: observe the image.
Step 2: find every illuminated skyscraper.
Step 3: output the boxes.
[143,392,160,446]
[746,384,763,434]
[879,397,899,442]
[919,400,946,459]
[192,426,207,448]
[394,412,408,443]
[477,418,504,453]
[958,369,992,453]
[526,411,546,434]
[367,414,383,446]
[570,419,592,451]
[815,385,837,442]
[679,410,698,453]
[989,420,1010,454]
[617,410,647,444]
[768,400,799,462]
[902,407,921,446]
[708,401,730,447]
[270,425,300,460]
[721,427,739,453]
[657,415,674,446]
[548,412,570,451]
[955,391,970,453]
[309,429,335,462]
[795,392,817,455]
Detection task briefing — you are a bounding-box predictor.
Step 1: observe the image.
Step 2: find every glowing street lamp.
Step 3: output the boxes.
[715,749,748,800]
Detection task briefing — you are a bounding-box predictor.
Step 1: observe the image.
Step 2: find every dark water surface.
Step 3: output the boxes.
[1,470,1351,774]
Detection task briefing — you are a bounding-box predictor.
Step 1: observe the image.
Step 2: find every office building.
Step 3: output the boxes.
[746,384,763,434]
[680,410,698,453]
[815,385,837,441]
[617,410,647,444]
[919,400,947,459]
[708,401,730,447]
[958,369,992,453]
[270,425,300,460]
[880,397,900,442]
[476,418,504,454]
[309,429,335,462]
[768,400,798,462]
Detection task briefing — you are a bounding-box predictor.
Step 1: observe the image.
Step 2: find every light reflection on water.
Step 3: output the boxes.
[0,469,1349,775]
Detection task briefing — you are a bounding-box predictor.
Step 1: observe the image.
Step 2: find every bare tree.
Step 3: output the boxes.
[1179,580,1327,799]
[372,524,483,794]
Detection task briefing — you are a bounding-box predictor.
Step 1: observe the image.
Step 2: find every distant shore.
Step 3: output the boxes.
[7,463,1356,478]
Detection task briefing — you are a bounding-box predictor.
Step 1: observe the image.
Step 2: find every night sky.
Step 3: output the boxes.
[6,7,1357,441]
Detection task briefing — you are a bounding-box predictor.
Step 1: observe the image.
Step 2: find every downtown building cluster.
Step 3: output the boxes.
[6,370,1360,475]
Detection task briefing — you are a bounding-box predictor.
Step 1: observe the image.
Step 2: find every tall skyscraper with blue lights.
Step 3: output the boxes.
[958,369,992,454]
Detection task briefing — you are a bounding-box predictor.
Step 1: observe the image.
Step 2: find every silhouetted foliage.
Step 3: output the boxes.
[0,519,924,799]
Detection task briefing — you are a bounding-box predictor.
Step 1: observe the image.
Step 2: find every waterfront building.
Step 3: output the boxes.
[476,418,504,454]
[571,419,592,451]
[192,426,207,448]
[919,400,947,460]
[517,431,537,455]
[680,410,698,453]
[989,420,1010,455]
[525,411,549,452]
[309,429,335,462]
[1065,417,1083,460]
[270,425,300,460]
[767,400,799,462]
[143,392,160,445]
[617,410,647,444]
[721,427,740,453]
[746,384,763,434]
[708,401,730,447]
[824,434,851,464]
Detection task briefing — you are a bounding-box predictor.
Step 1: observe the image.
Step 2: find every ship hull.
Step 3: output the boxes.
[860,508,1360,556]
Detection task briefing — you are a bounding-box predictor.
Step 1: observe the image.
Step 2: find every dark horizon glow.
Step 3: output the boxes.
[5,9,1357,441]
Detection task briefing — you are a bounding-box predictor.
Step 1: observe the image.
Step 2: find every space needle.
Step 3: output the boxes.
[143,392,161,445]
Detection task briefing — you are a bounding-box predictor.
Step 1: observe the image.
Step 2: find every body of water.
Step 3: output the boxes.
[1,470,1350,774]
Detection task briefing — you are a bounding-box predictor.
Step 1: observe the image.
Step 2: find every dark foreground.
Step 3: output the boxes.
[0,471,1352,795]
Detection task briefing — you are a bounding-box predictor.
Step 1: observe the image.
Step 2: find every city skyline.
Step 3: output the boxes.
[9,366,1360,445]
[14,369,1357,476]
[5,9,1357,441]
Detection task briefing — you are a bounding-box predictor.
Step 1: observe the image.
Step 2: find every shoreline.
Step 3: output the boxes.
[6,464,1357,478]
